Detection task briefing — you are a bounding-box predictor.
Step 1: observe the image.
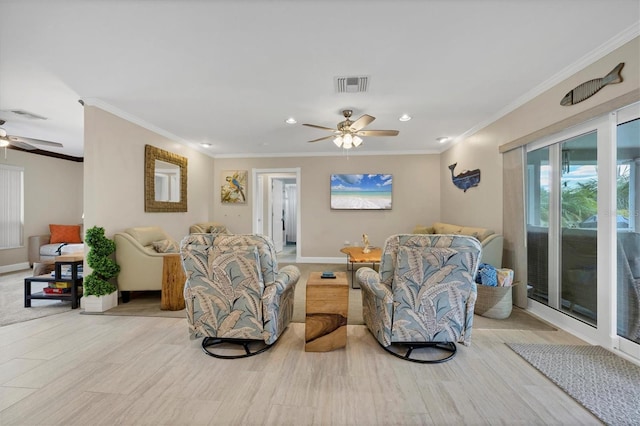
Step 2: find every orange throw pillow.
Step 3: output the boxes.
[49,224,82,243]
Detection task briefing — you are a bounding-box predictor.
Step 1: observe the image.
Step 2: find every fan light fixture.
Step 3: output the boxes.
[304,109,399,150]
[332,134,363,150]
[0,128,8,148]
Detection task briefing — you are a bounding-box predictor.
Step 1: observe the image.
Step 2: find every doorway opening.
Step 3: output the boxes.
[252,168,300,263]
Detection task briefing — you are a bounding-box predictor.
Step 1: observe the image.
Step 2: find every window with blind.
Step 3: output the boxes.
[0,164,24,249]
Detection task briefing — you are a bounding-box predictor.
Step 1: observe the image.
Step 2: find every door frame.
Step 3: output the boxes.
[252,168,301,261]
[270,177,285,252]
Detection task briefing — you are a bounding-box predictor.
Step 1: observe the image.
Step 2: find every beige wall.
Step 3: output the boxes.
[83,106,214,240]
[441,37,639,304]
[0,150,83,268]
[441,37,640,235]
[213,154,440,258]
[5,37,636,270]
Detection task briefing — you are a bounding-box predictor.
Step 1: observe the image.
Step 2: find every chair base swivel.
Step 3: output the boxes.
[380,341,457,364]
[201,337,273,359]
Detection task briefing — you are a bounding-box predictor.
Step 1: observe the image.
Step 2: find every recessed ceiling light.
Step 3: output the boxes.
[436,137,450,144]
[285,117,297,124]
[399,114,412,122]
[200,142,212,148]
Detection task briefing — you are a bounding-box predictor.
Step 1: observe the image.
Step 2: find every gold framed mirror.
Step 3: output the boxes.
[145,144,188,212]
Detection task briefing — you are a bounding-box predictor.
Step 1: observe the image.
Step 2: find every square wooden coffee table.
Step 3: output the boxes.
[340,246,382,288]
[305,271,348,352]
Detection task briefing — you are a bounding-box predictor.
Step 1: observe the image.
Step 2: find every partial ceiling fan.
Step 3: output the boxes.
[303,110,399,149]
[0,119,63,151]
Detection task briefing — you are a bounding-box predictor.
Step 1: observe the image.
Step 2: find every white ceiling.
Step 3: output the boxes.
[1,0,639,159]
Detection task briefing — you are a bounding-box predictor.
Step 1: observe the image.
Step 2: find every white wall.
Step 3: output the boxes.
[83,106,214,241]
[0,150,83,268]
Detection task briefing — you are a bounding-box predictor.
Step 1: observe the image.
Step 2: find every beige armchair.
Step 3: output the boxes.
[189,221,230,234]
[114,226,181,303]
[413,222,503,267]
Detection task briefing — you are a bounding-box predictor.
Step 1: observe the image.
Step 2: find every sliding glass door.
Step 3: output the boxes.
[616,105,640,354]
[527,131,598,325]
[560,132,598,324]
[526,102,640,359]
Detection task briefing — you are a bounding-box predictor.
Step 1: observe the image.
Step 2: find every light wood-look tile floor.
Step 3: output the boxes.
[0,311,600,425]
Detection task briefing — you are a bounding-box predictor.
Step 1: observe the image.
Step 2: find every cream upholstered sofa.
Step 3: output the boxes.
[189,222,230,234]
[413,222,503,267]
[28,224,85,266]
[114,226,181,302]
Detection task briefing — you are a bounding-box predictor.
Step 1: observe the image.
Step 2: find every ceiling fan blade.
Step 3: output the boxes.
[302,123,337,132]
[9,135,63,148]
[349,114,375,131]
[7,139,37,150]
[307,135,335,143]
[356,129,399,137]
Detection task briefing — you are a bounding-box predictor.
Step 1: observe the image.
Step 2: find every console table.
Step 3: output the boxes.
[24,255,83,309]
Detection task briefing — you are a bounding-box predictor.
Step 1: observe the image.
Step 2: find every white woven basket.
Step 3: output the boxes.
[475,283,517,319]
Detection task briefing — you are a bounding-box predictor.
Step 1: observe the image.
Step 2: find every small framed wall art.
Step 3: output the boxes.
[221,170,248,204]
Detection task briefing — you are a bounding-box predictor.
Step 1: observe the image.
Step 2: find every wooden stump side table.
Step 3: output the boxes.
[305,271,348,352]
[161,254,186,311]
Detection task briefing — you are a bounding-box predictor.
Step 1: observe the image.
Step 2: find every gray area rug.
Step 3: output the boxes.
[2,264,556,332]
[0,269,73,326]
[97,263,364,324]
[97,263,554,331]
[507,343,640,426]
[474,307,556,330]
[88,291,185,318]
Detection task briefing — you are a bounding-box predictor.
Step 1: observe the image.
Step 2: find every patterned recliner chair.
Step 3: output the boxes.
[180,233,300,358]
[356,234,482,363]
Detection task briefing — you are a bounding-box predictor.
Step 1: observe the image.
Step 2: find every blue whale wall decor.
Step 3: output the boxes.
[449,163,480,192]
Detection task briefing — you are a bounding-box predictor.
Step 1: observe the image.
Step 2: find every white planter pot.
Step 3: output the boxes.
[82,291,118,312]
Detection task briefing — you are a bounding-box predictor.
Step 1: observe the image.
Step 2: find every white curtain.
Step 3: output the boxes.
[285,184,297,243]
[0,164,24,249]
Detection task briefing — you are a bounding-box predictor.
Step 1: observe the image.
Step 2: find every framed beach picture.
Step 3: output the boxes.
[221,170,248,204]
[330,174,392,210]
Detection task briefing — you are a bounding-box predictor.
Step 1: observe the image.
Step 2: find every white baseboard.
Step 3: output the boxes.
[0,262,30,274]
[296,257,345,264]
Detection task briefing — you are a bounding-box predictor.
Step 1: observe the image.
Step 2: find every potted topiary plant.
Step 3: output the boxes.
[82,226,120,312]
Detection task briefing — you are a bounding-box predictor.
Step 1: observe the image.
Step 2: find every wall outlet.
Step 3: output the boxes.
[344,240,350,246]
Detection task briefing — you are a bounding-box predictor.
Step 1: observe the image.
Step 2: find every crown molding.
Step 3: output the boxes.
[454,23,640,145]
[212,149,438,159]
[81,98,214,157]
[81,98,438,159]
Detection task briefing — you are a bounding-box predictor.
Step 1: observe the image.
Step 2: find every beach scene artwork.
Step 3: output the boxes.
[330,174,392,210]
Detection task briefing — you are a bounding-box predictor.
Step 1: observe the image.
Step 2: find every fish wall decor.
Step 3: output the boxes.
[449,163,480,192]
[560,62,624,106]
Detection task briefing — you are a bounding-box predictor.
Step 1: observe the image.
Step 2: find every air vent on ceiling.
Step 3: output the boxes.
[6,109,48,120]
[334,75,369,93]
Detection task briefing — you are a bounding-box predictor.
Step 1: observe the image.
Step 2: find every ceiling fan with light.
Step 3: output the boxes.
[0,119,63,151]
[303,110,399,149]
